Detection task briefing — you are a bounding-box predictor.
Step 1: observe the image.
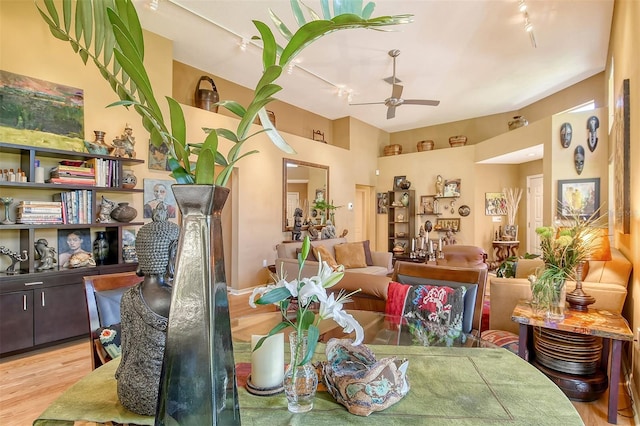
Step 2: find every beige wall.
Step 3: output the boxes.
[606,0,640,398]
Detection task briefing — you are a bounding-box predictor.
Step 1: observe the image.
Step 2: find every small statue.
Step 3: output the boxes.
[67,252,96,268]
[97,195,116,223]
[339,229,348,238]
[418,225,425,238]
[435,175,444,197]
[307,225,319,241]
[111,123,137,158]
[292,207,303,241]
[0,246,28,274]
[321,220,336,240]
[34,239,57,271]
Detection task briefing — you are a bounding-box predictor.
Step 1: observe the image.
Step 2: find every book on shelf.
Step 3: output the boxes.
[20,201,62,206]
[47,177,96,185]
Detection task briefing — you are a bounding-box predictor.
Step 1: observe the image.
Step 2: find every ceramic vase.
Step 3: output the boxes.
[121,170,137,189]
[110,202,137,223]
[92,231,109,265]
[155,185,240,425]
[284,331,318,413]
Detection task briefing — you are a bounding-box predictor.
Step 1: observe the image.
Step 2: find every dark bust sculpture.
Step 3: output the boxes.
[115,212,179,416]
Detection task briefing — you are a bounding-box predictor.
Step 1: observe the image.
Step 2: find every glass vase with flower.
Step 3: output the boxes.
[532,209,604,321]
[249,236,363,413]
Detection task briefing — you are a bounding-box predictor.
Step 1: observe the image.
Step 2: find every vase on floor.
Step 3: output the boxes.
[155,185,240,425]
[284,331,318,413]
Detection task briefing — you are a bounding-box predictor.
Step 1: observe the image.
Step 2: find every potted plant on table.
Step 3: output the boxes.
[37,0,410,422]
[250,236,363,413]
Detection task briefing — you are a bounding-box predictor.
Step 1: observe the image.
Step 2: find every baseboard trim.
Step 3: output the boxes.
[621,350,639,424]
[227,286,258,296]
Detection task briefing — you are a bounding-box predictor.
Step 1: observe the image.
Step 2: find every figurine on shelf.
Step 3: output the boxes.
[111,123,137,158]
[34,238,56,271]
[292,207,303,241]
[307,224,319,241]
[321,220,336,240]
[0,246,28,274]
[435,175,444,197]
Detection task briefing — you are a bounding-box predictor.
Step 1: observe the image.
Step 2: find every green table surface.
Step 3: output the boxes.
[34,342,584,426]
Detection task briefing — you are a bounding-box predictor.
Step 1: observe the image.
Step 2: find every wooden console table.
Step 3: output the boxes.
[511,300,633,424]
[492,240,519,262]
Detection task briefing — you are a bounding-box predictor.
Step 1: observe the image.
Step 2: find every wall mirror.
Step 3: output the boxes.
[282,158,329,232]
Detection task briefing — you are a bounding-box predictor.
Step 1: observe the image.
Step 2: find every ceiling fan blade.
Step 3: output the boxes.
[387,106,396,119]
[402,99,440,106]
[349,101,385,106]
[391,83,403,99]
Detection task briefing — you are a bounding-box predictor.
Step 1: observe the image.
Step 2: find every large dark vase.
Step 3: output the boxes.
[155,185,240,425]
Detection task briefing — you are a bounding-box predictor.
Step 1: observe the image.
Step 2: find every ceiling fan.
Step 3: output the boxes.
[350,49,440,119]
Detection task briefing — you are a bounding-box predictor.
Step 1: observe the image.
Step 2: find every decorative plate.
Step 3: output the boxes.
[458,205,470,217]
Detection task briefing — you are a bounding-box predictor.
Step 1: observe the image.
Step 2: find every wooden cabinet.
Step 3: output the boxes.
[0,266,133,355]
[387,190,415,255]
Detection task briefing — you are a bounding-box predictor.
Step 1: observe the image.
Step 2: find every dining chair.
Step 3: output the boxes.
[83,271,142,369]
[390,262,488,336]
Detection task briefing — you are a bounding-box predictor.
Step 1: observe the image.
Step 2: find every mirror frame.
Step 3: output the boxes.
[282,158,330,232]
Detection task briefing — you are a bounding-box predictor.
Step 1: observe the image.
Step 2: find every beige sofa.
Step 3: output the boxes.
[489,247,633,334]
[275,238,393,311]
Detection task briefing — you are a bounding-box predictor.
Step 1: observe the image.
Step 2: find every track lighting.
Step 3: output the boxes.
[519,3,537,48]
[149,0,159,11]
[518,0,527,13]
[239,38,248,51]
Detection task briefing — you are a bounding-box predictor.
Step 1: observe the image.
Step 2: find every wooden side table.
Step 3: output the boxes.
[492,240,519,263]
[511,300,633,424]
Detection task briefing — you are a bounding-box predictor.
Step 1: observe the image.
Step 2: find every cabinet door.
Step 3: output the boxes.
[0,291,34,353]
[34,283,89,345]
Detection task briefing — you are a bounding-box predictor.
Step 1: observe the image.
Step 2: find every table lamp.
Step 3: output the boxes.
[566,228,611,311]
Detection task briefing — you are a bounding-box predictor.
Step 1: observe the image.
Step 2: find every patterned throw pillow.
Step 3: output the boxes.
[97,323,122,360]
[385,282,466,346]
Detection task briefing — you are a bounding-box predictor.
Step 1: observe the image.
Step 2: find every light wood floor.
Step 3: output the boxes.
[0,292,636,426]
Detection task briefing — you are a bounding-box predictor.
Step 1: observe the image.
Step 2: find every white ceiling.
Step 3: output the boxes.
[135,0,613,136]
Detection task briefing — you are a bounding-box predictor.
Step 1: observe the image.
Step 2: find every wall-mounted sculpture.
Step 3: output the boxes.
[587,116,599,152]
[574,145,585,175]
[560,122,572,148]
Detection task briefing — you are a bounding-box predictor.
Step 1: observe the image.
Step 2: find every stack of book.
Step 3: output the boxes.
[85,158,119,187]
[53,190,93,224]
[48,163,96,185]
[16,201,63,224]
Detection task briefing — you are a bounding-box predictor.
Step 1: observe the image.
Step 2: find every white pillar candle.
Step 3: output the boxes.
[250,333,284,389]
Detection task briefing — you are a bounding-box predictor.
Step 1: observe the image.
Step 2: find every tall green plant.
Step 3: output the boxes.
[36,0,412,186]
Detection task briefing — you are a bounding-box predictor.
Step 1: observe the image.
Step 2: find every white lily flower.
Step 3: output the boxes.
[333,309,364,345]
[298,278,327,306]
[315,260,345,288]
[248,284,273,308]
[284,278,300,297]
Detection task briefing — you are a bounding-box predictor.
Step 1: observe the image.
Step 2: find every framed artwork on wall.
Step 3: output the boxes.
[557,177,600,219]
[57,228,92,269]
[377,192,388,214]
[420,195,435,214]
[393,176,406,191]
[485,192,507,216]
[443,179,461,197]
[143,178,177,219]
[435,218,460,232]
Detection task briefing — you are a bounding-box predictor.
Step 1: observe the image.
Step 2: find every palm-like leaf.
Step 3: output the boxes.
[37,0,411,187]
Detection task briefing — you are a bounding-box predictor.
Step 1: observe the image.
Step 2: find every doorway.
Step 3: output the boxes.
[354,185,374,243]
[527,174,543,254]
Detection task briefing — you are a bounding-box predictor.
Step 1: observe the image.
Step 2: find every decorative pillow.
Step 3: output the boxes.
[296,247,318,262]
[362,240,374,266]
[97,323,122,360]
[481,329,523,356]
[313,245,339,269]
[334,242,367,269]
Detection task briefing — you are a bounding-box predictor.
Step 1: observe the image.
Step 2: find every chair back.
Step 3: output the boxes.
[436,245,487,269]
[391,262,487,335]
[83,271,142,369]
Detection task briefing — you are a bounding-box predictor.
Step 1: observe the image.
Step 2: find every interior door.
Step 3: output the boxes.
[286,192,299,228]
[527,175,544,254]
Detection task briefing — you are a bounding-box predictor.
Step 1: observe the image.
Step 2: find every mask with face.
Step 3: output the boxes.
[574,145,585,175]
[560,122,572,148]
[587,116,599,152]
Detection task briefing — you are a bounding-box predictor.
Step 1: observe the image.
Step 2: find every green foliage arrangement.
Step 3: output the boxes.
[36,0,412,186]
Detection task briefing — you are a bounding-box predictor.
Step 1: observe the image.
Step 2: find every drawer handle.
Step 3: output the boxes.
[24,281,44,286]
[23,294,27,311]
[41,291,45,307]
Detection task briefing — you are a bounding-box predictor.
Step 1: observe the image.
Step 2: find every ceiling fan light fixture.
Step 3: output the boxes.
[518,0,527,13]
[149,0,159,11]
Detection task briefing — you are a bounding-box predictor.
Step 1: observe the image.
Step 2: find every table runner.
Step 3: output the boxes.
[34,343,583,425]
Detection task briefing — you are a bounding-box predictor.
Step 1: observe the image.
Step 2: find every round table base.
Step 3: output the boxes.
[533,360,608,402]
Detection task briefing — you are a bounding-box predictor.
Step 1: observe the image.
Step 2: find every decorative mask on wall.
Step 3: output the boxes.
[574,145,585,175]
[587,116,599,152]
[560,122,572,148]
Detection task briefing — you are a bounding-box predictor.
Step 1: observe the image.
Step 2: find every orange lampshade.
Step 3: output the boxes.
[586,228,612,261]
